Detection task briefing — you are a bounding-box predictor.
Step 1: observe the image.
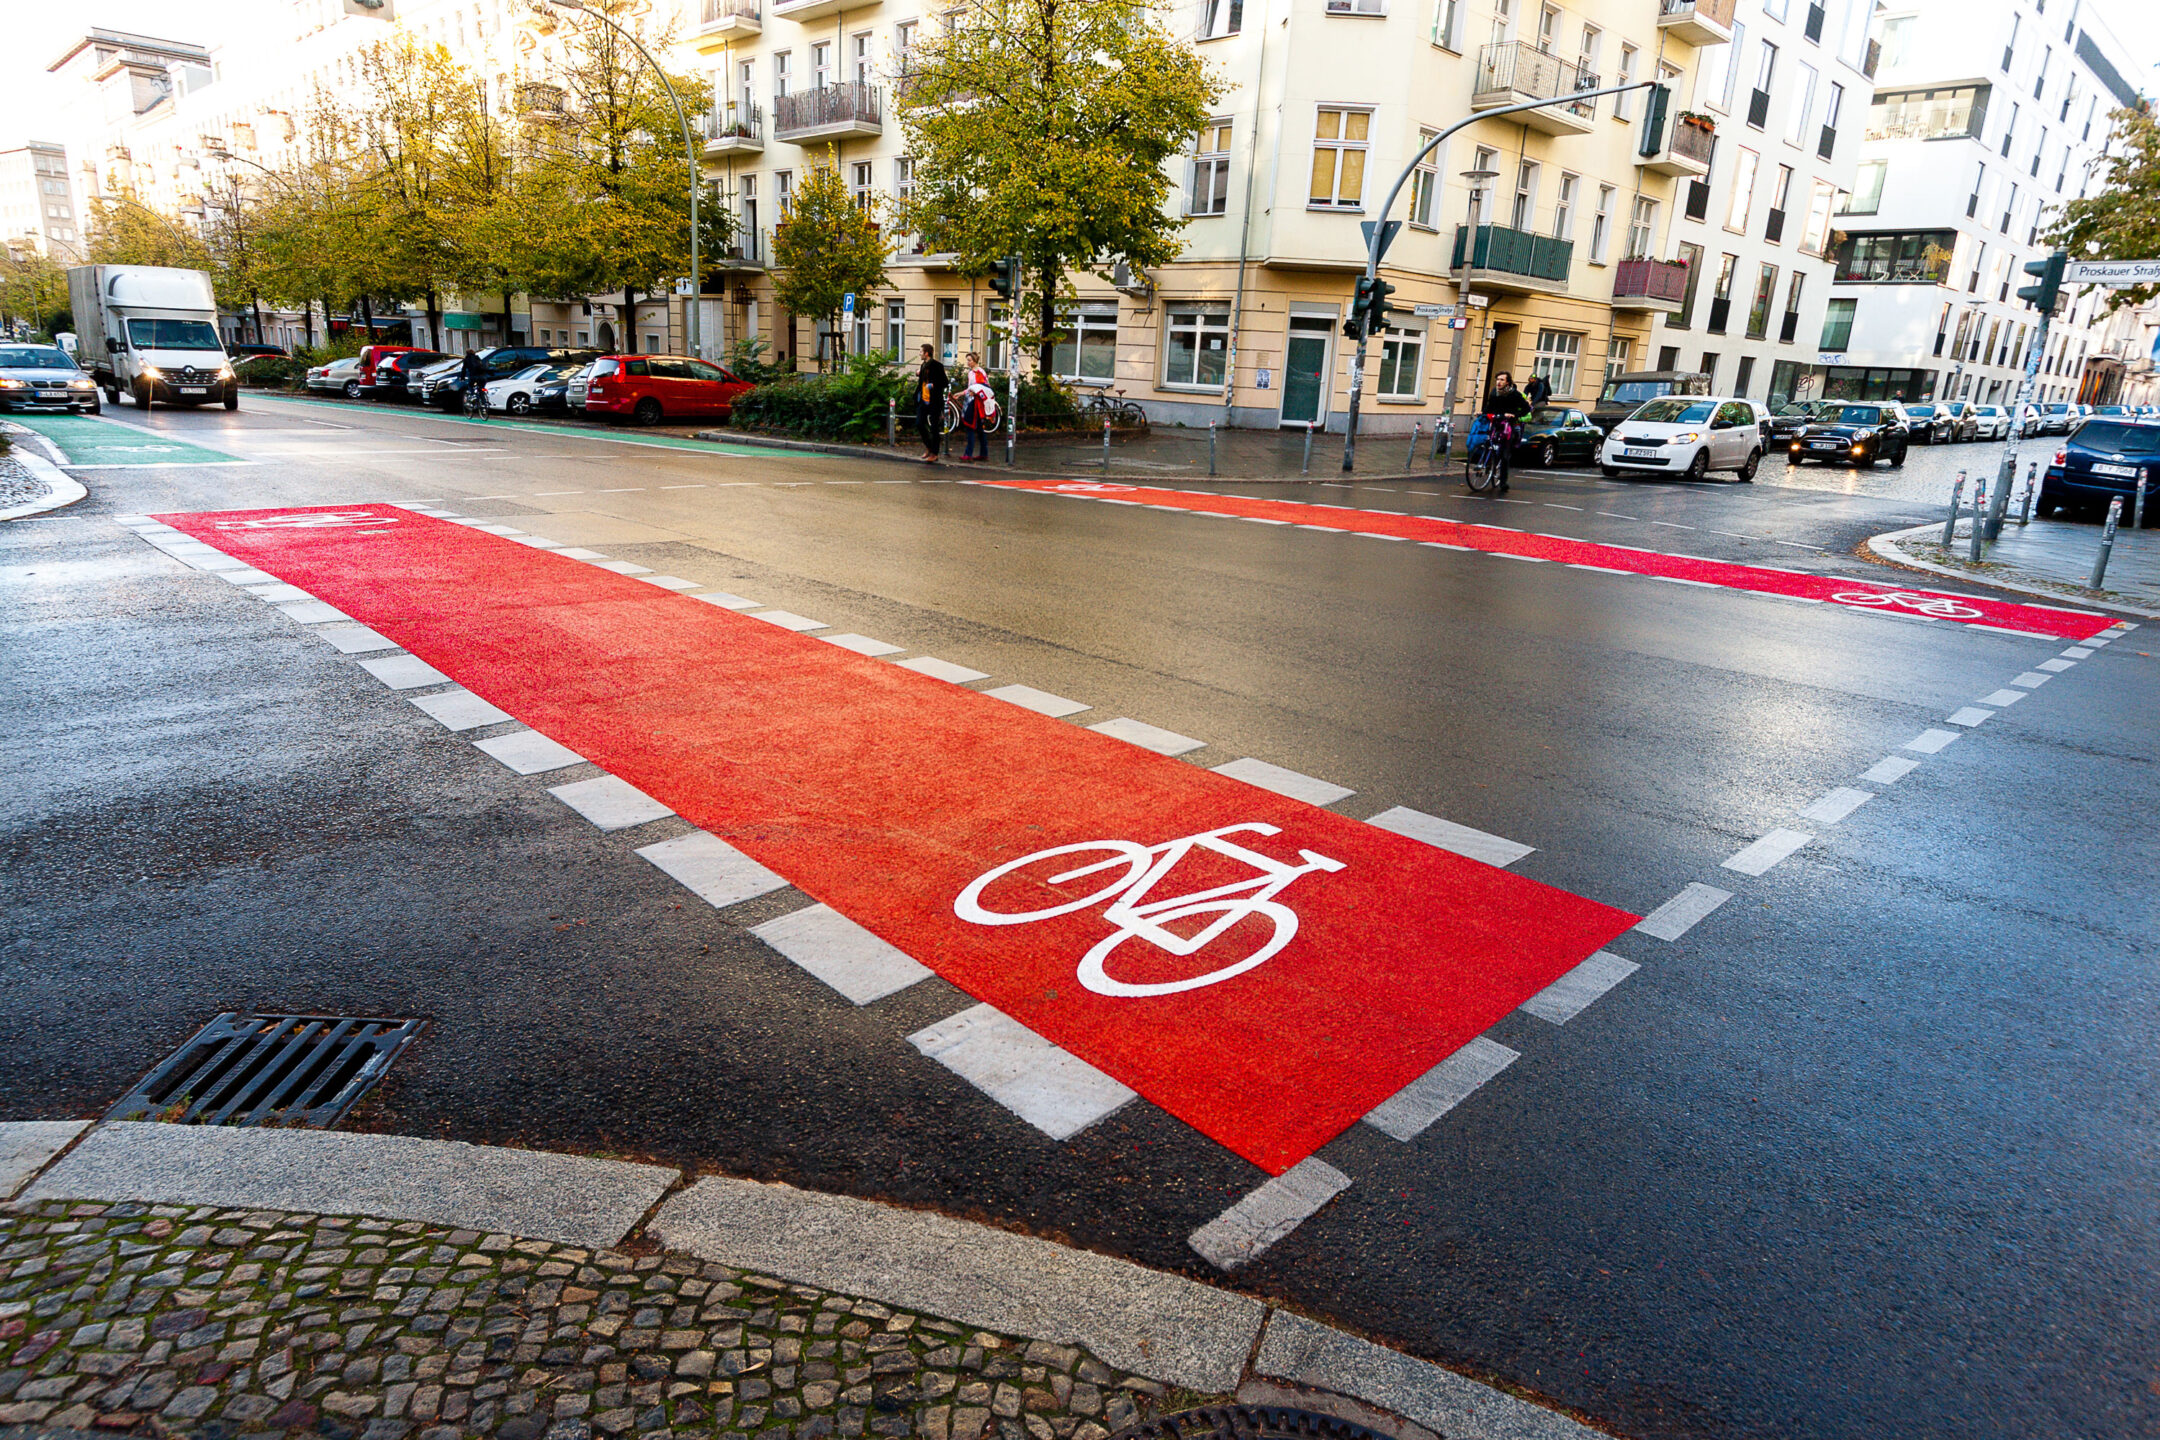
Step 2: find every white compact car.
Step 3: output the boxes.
[1600,396,1769,481]
[483,363,557,415]
[1969,404,2013,440]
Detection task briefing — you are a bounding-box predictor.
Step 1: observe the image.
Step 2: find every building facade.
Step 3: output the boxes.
[1818,0,2146,409]
[0,142,84,260]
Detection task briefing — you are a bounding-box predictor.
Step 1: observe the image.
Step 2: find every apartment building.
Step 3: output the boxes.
[1817,0,2145,408]
[1643,0,1872,408]
[0,142,85,260]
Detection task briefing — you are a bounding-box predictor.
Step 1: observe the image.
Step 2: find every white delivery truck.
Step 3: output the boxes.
[67,264,238,411]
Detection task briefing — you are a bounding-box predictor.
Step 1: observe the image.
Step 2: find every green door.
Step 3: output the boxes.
[1280,324,1330,427]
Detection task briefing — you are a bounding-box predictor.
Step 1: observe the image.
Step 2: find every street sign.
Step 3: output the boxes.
[842,292,857,316]
[1360,220,1403,262]
[2064,260,2160,287]
[1449,317,1471,329]
[1412,303,1457,319]
[1463,294,1489,308]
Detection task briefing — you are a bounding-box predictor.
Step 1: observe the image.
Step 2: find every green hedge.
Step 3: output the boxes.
[727,353,1082,442]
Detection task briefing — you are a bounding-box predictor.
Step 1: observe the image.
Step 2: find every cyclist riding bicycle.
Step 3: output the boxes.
[1477,371,1532,493]
[458,349,490,420]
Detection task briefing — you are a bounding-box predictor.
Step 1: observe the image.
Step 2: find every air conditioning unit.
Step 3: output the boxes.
[1111,259,1155,301]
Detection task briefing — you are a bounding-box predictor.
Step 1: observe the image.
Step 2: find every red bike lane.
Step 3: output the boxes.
[156,503,1638,1175]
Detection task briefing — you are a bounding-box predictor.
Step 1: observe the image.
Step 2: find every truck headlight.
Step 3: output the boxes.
[216,366,234,380]
[139,366,163,381]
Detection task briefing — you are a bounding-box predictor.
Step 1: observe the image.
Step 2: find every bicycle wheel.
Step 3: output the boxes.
[1465,444,1502,494]
[1076,899,1298,998]
[1113,401,1149,431]
[954,841,1152,925]
[944,396,964,434]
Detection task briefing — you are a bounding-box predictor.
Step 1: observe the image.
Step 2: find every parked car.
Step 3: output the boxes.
[1508,406,1605,467]
[574,354,752,425]
[366,349,448,401]
[425,345,601,410]
[1785,402,1911,467]
[1938,400,1983,441]
[483,361,585,416]
[0,342,101,414]
[2031,401,2076,435]
[1587,369,1714,435]
[1766,400,1835,444]
[2038,419,2160,520]
[1901,403,1958,445]
[229,353,293,385]
[306,356,364,397]
[355,343,423,396]
[1969,404,2013,440]
[1599,396,1769,481]
[2088,404,2135,421]
[227,342,289,360]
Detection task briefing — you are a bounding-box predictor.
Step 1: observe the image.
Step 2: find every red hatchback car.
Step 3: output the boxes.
[355,344,423,395]
[577,354,751,424]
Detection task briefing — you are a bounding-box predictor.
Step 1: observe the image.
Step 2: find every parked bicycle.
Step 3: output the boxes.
[1070,379,1149,432]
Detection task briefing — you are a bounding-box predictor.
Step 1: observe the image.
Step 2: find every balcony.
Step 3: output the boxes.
[1639,117,1714,177]
[771,0,878,20]
[1656,0,1734,47]
[704,104,764,155]
[1451,222,1572,295]
[1610,257,1689,312]
[774,82,882,142]
[516,82,567,123]
[1472,42,1598,135]
[711,229,766,271]
[690,0,760,49]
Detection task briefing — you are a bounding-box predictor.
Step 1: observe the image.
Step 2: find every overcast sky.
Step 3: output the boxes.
[5,0,2158,150]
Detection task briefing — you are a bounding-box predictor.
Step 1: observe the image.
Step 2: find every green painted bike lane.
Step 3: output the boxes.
[250,392,775,460]
[8,413,248,468]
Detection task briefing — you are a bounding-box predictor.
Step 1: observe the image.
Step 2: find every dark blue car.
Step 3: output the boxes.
[2039,419,2160,522]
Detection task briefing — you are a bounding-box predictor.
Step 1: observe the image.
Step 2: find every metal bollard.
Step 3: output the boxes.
[887,396,896,447]
[1407,422,1421,472]
[1432,419,1447,462]
[1302,421,1314,476]
[2090,497,2124,588]
[1102,417,1112,473]
[2137,477,2148,531]
[1968,476,1987,563]
[1941,472,1967,546]
[1209,422,1218,477]
[2019,462,2037,525]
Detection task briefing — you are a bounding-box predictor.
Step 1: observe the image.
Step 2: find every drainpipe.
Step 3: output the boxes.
[1220,0,1276,428]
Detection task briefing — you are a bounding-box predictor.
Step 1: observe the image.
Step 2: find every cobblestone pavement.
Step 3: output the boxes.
[1900,516,2160,610]
[0,1202,1213,1440]
[0,456,47,510]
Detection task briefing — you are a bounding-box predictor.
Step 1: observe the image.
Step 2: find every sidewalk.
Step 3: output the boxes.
[1,1123,1603,1440]
[0,425,88,522]
[1870,514,2160,617]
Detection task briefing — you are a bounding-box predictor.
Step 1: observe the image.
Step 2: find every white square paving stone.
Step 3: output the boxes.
[1946,707,1996,727]
[749,610,828,632]
[358,654,452,690]
[253,583,317,605]
[1088,717,1206,756]
[473,729,587,775]
[1520,951,1640,1025]
[983,684,1091,718]
[548,775,674,830]
[635,829,789,908]
[2011,671,2053,688]
[1211,757,1354,807]
[475,523,525,536]
[693,592,763,611]
[896,656,990,683]
[1905,728,1963,753]
[752,904,932,1005]
[557,547,608,560]
[821,633,907,657]
[278,601,351,625]
[908,1004,1134,1141]
[408,688,514,731]
[1365,805,1532,867]
[216,568,282,586]
[1977,689,2026,707]
[639,575,702,591]
[316,624,399,655]
[1860,755,1922,784]
[590,559,654,575]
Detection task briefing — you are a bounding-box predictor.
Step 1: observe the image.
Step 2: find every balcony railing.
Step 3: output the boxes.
[1657,0,1737,44]
[1612,258,1689,304]
[1670,120,1715,166]
[1474,42,1599,124]
[703,0,759,22]
[1452,222,1572,284]
[516,82,566,118]
[773,81,882,140]
[705,104,764,144]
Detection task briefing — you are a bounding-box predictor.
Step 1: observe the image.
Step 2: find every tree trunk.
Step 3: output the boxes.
[425,290,441,351]
[304,299,318,350]
[250,296,264,345]
[1036,263,1056,377]
[360,296,375,339]
[504,291,515,348]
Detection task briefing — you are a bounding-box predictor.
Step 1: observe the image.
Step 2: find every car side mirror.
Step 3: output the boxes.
[1711,418,1733,430]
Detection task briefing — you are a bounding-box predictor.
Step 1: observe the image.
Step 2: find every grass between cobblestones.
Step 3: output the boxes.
[0,1202,1218,1440]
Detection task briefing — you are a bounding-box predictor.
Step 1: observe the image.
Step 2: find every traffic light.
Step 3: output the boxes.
[1344,276,1398,340]
[2017,252,2066,313]
[989,256,1018,301]
[1639,83,1672,159]
[1367,276,1397,332]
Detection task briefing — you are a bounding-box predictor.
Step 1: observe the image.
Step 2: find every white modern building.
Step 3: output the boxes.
[0,141,84,260]
[1815,0,2147,407]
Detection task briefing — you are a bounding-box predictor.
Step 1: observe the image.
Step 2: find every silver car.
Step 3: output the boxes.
[305,357,363,398]
[0,343,100,414]
[414,356,462,404]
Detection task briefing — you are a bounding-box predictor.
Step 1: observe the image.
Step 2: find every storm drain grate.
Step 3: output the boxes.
[108,1012,426,1128]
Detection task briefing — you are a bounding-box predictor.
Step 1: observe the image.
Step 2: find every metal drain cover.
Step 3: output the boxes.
[1110,1409,1392,1440]
[108,1012,426,1128]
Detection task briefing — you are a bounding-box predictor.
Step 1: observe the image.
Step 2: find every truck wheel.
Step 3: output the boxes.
[102,385,119,405]
[133,380,153,411]
[225,391,239,411]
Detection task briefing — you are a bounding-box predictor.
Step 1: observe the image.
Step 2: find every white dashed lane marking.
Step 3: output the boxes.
[408,688,513,732]
[316,624,399,655]
[1977,689,2026,707]
[1188,1158,1353,1272]
[982,684,1092,718]
[2011,672,2053,688]
[1088,717,1207,756]
[1520,950,1640,1025]
[1365,806,1534,867]
[753,904,933,1006]
[895,656,990,683]
[907,1005,1135,1142]
[692,592,763,611]
[748,610,829,632]
[1947,707,1996,727]
[1211,757,1355,806]
[548,774,674,831]
[1361,1037,1520,1140]
[821,633,907,657]
[358,654,451,690]
[1635,883,1733,940]
[1722,828,1813,876]
[473,729,587,775]
[1861,755,1922,784]
[635,830,790,909]
[1795,787,1875,825]
[1905,728,1963,753]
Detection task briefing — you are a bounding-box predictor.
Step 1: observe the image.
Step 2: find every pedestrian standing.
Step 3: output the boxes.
[1525,371,1552,408]
[957,352,995,462]
[915,343,948,463]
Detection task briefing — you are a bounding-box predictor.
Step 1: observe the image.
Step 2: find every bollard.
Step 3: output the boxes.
[887,396,896,448]
[1407,422,1421,472]
[1006,368,1018,466]
[1941,472,1967,546]
[1302,421,1314,476]
[1432,418,1447,463]
[1102,417,1112,473]
[2019,462,2037,525]
[2137,477,2148,532]
[1968,476,1987,563]
[1209,422,1218,477]
[2090,496,2124,588]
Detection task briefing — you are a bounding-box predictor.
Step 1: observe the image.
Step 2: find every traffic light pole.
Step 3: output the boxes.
[1986,251,2067,542]
[1341,76,1656,473]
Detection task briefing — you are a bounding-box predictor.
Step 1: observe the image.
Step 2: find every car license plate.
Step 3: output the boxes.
[2091,463,2140,477]
[1621,447,1660,459]
[36,390,65,399]
[1810,441,1842,449]
[179,386,207,394]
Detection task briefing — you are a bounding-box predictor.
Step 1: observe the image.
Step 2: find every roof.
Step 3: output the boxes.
[47,28,212,75]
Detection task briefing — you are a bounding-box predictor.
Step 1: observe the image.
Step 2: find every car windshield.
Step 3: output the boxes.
[0,347,77,369]
[1527,407,1570,425]
[1630,398,1716,424]
[514,364,551,380]
[1976,407,2000,416]
[1604,380,1679,405]
[2073,421,2160,454]
[2044,403,2071,414]
[1834,405,1884,424]
[1907,406,1936,417]
[125,318,223,351]
[1776,403,1815,416]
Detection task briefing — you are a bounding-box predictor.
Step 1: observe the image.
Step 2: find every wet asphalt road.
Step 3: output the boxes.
[4,396,2156,1440]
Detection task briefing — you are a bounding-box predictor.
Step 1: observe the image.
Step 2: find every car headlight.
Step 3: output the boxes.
[69,377,93,389]
[140,366,163,381]
[0,378,23,389]
[1670,432,1701,444]
[216,366,234,380]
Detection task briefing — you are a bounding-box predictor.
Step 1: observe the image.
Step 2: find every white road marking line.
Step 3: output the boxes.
[217,568,281,586]
[446,518,492,527]
[983,684,1091,718]
[316,624,399,655]
[548,774,675,831]
[2037,658,2077,672]
[821,633,907,657]
[473,729,587,775]
[1088,717,1207,756]
[1650,575,1716,587]
[253,583,317,605]
[1294,524,1339,531]
[1977,689,2026,707]
[908,1004,1135,1141]
[1187,1158,1353,1272]
[278,601,351,624]
[1544,503,1583,510]
[1722,828,1813,876]
[1492,553,1549,563]
[752,904,933,1005]
[1362,1037,1519,1140]
[598,487,647,493]
[1597,512,1637,519]
[895,656,991,683]
[408,688,514,732]
[1422,541,1473,550]
[1567,563,1630,575]
[1796,787,1874,825]
[1905,728,1963,753]
[1365,806,1533,867]
[533,490,585,496]
[1635,883,1733,941]
[636,829,790,908]
[661,484,708,490]
[693,592,763,611]
[590,559,654,576]
[508,535,565,549]
[748,609,828,632]
[2010,671,2053,689]
[1211,757,1355,806]
[1649,520,1694,529]
[2061,646,2095,659]
[557,547,608,560]
[357,654,452,691]
[1242,517,1292,525]
[1520,950,1640,1025]
[1352,532,1410,541]
[638,575,703,591]
[1946,707,1995,727]
[474,523,525,536]
[1860,755,1922,784]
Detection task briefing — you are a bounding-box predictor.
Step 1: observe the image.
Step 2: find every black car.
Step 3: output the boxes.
[1509,406,1605,467]
[2038,419,2160,521]
[368,349,449,401]
[1766,400,1834,443]
[428,346,602,410]
[227,342,289,360]
[1787,402,1910,467]
[1901,403,1957,445]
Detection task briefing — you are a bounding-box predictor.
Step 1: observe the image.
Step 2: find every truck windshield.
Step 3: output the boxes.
[126,319,224,351]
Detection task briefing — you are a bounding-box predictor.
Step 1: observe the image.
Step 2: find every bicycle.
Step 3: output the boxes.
[462,379,489,421]
[1828,589,1984,619]
[954,822,1344,997]
[1071,380,1149,432]
[1466,415,1518,495]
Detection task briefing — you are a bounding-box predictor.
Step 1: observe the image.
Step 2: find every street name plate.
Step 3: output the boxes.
[1413,303,1457,319]
[2064,260,2160,286]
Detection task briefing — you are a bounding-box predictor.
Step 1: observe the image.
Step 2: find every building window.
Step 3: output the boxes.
[1552,172,1577,240]
[1766,164,1793,242]
[1747,263,1777,339]
[1376,324,1426,400]
[1407,133,1442,227]
[885,300,906,355]
[1201,0,1243,39]
[1589,184,1614,261]
[1432,0,1462,50]
[1786,62,1818,147]
[774,50,791,99]
[1748,40,1778,128]
[1999,181,2017,233]
[1052,304,1118,379]
[1700,353,1720,389]
[1734,355,1756,396]
[1190,120,1233,216]
[1867,84,1991,143]
[740,174,758,243]
[1308,108,1371,209]
[1163,303,1231,387]
[895,21,917,69]
[1846,159,1886,215]
[1672,240,1705,328]
[1800,178,1835,254]
[893,156,915,206]
[811,41,832,90]
[1532,329,1581,398]
[939,299,959,358]
[1605,336,1632,388]
[1725,148,1758,233]
[775,169,794,218]
[1626,196,1657,259]
[1819,81,1843,158]
[1511,160,1539,229]
[1834,229,1958,284]
[1710,254,1737,332]
[852,304,873,355]
[986,302,1010,369]
[850,162,873,209]
[1820,297,1856,350]
[1782,271,1806,341]
[1615,44,1637,118]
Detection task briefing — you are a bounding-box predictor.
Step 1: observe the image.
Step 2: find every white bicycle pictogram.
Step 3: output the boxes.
[214,511,397,530]
[1828,589,1984,619]
[954,822,1345,997]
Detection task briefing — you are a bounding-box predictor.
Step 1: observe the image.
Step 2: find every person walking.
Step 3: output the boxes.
[915,344,948,463]
[956,352,995,462]
[1525,370,1552,408]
